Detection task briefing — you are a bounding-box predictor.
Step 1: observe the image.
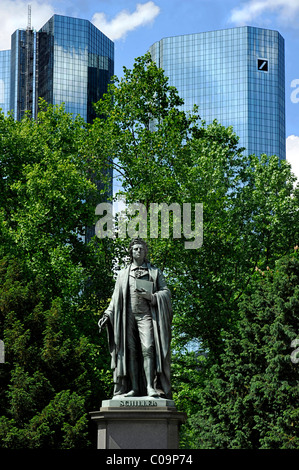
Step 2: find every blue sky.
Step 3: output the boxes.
[0,0,298,177]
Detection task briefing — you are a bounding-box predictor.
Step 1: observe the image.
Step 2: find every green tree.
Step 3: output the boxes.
[0,103,114,448]
[1,54,298,449]
[93,53,298,356]
[189,250,299,449]
[92,54,299,448]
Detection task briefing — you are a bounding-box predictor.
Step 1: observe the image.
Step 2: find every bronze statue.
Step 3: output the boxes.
[98,238,173,399]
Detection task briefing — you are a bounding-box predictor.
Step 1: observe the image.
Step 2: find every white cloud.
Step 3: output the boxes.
[92,1,160,41]
[286,135,299,182]
[230,0,299,27]
[0,1,54,50]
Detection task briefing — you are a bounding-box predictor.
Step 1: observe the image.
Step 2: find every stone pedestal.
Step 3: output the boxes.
[90,397,186,449]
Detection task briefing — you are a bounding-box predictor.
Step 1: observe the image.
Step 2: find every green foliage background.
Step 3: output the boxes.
[0,103,115,447]
[0,55,298,448]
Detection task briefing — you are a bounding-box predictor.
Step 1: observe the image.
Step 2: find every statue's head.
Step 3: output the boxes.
[129,238,149,263]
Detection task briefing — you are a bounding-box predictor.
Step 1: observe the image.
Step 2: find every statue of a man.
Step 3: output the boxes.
[98,238,173,399]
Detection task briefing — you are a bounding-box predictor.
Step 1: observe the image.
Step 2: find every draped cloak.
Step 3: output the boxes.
[103,263,173,398]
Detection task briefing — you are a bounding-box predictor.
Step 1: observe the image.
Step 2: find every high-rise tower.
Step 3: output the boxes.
[149,27,285,159]
[0,13,114,123]
[38,15,114,123]
[10,26,38,120]
[0,50,11,115]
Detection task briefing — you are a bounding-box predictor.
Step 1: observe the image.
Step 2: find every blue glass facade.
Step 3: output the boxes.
[149,26,285,159]
[10,29,38,120]
[0,50,11,115]
[38,15,114,123]
[1,14,114,123]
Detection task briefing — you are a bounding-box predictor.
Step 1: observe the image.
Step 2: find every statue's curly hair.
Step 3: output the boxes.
[128,238,149,263]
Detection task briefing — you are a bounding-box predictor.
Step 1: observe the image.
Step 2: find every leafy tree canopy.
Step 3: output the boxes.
[188,250,299,449]
[0,54,298,449]
[0,101,114,448]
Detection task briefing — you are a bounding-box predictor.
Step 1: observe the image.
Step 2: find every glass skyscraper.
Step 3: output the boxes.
[0,14,114,123]
[39,15,114,123]
[10,28,38,121]
[0,50,11,115]
[149,26,285,159]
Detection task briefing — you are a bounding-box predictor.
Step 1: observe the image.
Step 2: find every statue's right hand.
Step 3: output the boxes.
[98,314,109,333]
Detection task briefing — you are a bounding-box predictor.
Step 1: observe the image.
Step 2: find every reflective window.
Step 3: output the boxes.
[38,14,114,123]
[0,50,11,115]
[150,26,285,159]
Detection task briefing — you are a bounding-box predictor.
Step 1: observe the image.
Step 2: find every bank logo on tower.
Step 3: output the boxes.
[258,58,268,72]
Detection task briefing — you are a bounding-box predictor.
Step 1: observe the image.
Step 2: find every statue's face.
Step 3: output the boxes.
[132,243,146,263]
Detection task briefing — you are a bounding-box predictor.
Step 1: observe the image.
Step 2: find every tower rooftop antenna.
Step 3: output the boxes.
[27,4,31,30]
